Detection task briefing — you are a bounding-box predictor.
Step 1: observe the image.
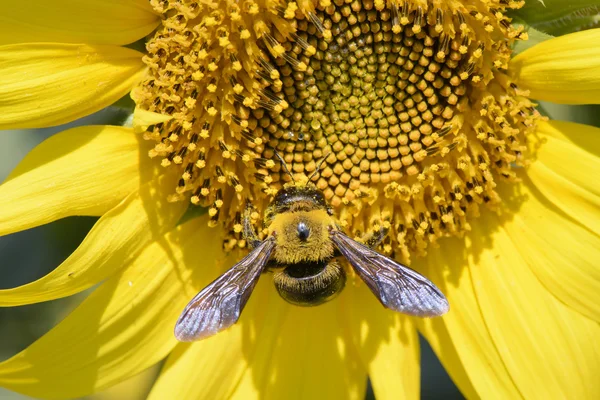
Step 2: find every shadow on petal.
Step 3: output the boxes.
[0,216,224,399]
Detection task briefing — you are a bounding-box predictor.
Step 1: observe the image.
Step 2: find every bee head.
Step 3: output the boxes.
[270,149,332,214]
[271,182,331,215]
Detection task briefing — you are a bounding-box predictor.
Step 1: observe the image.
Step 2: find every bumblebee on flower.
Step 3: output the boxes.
[0,0,599,399]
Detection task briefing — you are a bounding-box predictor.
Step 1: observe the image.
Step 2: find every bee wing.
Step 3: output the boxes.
[330,230,449,317]
[174,238,276,342]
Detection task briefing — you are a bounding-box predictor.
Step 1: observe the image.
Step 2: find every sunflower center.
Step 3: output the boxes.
[133,0,539,261]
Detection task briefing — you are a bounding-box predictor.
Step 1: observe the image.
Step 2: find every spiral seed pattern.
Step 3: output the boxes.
[133,0,540,260]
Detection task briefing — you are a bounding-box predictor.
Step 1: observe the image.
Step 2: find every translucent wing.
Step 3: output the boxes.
[330,230,449,317]
[174,238,276,341]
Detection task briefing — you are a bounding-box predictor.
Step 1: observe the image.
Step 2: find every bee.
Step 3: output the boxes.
[175,159,449,342]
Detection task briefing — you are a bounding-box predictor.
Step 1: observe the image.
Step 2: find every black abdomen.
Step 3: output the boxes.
[272,260,346,306]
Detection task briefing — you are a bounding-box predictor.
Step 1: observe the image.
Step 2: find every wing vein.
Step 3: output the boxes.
[174,237,276,341]
[330,230,449,317]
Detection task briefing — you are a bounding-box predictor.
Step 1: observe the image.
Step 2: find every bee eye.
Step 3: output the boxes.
[297,222,310,241]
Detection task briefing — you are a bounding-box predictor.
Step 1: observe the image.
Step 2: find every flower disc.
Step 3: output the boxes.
[133,0,540,260]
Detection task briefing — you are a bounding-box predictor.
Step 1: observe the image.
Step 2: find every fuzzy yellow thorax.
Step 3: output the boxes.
[268,210,335,264]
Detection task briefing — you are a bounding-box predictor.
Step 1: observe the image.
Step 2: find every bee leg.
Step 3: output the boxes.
[363,225,389,249]
[242,203,261,249]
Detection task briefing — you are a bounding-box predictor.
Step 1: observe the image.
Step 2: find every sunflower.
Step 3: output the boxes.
[1,0,599,398]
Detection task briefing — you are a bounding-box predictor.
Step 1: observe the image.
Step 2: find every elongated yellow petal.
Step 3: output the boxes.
[227,293,366,400]
[342,284,420,400]
[147,279,287,400]
[500,177,600,322]
[510,29,600,104]
[414,242,523,399]
[0,0,159,46]
[0,43,145,129]
[0,125,150,236]
[536,119,600,155]
[467,211,600,399]
[0,173,187,306]
[0,217,219,399]
[529,120,600,236]
[150,268,363,400]
[420,172,600,397]
[154,295,360,400]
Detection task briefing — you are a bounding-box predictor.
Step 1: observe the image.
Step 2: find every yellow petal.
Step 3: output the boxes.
[342,284,420,400]
[148,279,287,400]
[153,265,367,399]
[529,120,600,236]
[500,175,600,322]
[467,211,600,399]
[535,119,600,155]
[132,108,174,134]
[0,173,187,306]
[231,294,367,400]
[0,216,219,399]
[414,242,522,399]
[510,29,600,104]
[0,43,145,129]
[0,0,159,46]
[0,125,150,236]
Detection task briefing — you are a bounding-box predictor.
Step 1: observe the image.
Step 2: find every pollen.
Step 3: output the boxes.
[132,0,540,261]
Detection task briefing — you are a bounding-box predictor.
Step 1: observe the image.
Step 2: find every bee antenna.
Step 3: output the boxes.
[273,150,296,184]
[308,152,331,181]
